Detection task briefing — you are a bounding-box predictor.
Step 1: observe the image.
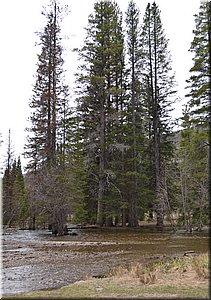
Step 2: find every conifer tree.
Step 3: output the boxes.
[177,106,209,231]
[2,130,16,226]
[24,0,73,234]
[25,0,70,170]
[76,0,126,226]
[14,157,29,228]
[181,0,210,230]
[3,151,29,228]
[186,0,210,127]
[140,2,176,226]
[124,0,145,227]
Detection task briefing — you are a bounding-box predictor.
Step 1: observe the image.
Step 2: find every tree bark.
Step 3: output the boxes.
[153,13,163,227]
[122,208,126,227]
[96,107,106,226]
[52,1,57,165]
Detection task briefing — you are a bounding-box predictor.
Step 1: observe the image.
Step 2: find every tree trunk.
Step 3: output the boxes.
[128,186,138,227]
[114,215,119,226]
[122,208,126,227]
[29,215,36,230]
[57,223,64,236]
[52,1,57,165]
[105,215,113,227]
[96,107,106,226]
[153,15,163,227]
[129,44,138,228]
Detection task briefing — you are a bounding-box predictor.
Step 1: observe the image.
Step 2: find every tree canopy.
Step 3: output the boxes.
[2,0,209,233]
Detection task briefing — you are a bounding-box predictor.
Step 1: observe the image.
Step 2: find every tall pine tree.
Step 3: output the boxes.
[2,130,16,227]
[24,0,73,234]
[25,0,70,170]
[76,0,126,226]
[181,0,210,230]
[124,0,152,227]
[177,106,209,231]
[14,157,29,228]
[186,0,210,127]
[140,2,177,226]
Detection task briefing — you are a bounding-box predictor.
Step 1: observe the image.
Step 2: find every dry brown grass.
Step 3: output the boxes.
[109,263,158,284]
[108,253,209,285]
[109,265,159,285]
[190,253,209,280]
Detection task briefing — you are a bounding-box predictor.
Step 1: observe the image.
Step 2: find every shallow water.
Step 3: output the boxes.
[2,227,209,295]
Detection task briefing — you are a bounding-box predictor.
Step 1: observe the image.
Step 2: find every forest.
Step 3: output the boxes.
[2,0,210,235]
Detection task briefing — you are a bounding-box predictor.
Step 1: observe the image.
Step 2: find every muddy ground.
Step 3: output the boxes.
[2,231,134,294]
[2,227,209,295]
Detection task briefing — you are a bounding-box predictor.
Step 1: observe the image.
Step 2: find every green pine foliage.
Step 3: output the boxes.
[139,2,177,226]
[186,0,210,127]
[14,157,29,228]
[24,0,70,170]
[3,158,29,227]
[177,106,209,230]
[3,166,15,226]
[180,0,210,229]
[124,0,142,227]
[11,0,208,231]
[24,0,84,234]
[75,0,126,226]
[3,130,17,227]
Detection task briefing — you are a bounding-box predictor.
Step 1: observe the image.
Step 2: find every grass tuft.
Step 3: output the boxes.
[190,253,209,280]
[109,263,158,284]
[109,253,209,284]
